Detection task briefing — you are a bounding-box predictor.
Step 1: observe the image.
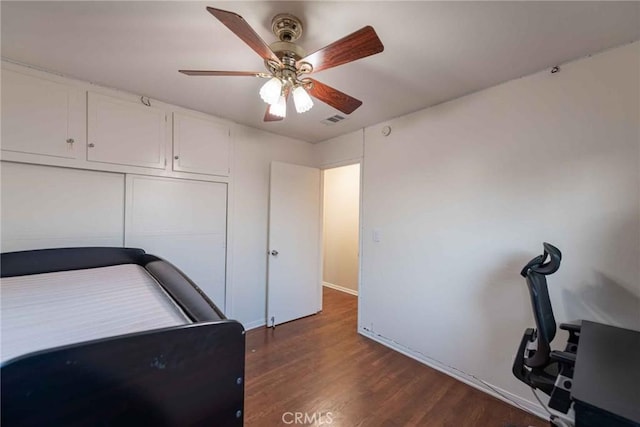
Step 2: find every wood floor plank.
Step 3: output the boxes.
[245,287,545,426]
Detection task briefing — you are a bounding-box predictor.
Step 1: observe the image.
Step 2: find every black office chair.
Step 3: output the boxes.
[513,243,581,418]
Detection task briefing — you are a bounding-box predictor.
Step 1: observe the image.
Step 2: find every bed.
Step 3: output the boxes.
[0,247,245,427]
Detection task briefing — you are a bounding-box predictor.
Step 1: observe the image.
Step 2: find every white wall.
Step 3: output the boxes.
[358,41,640,411]
[312,130,363,168]
[229,124,315,328]
[323,164,360,293]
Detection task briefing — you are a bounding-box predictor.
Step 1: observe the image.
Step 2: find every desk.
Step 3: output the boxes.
[572,321,640,427]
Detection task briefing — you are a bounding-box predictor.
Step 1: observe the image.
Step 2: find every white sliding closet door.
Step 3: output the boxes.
[1,162,125,252]
[124,175,227,311]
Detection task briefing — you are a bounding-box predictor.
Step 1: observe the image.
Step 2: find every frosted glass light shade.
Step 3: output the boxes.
[271,95,287,118]
[259,77,283,105]
[292,86,313,113]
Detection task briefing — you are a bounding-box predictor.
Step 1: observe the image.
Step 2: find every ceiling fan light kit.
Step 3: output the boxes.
[292,85,314,113]
[259,77,283,105]
[179,7,384,122]
[271,95,288,118]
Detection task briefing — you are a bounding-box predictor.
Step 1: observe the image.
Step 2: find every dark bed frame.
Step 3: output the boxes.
[1,247,245,427]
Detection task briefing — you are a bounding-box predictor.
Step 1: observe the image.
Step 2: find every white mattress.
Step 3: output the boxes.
[1,264,190,363]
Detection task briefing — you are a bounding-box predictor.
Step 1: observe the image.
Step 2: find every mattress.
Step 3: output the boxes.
[1,264,190,363]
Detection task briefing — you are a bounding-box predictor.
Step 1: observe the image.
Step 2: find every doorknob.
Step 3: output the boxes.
[270,250,279,256]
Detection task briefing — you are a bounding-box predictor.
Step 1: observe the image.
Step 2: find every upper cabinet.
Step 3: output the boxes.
[2,65,231,180]
[1,70,85,159]
[172,112,230,176]
[87,92,166,169]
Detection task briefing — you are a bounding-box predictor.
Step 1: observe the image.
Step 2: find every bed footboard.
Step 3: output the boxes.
[1,320,245,427]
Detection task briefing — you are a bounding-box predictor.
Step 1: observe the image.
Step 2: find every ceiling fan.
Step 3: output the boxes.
[179,7,384,122]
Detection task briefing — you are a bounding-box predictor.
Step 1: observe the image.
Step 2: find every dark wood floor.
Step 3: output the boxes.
[244,287,545,426]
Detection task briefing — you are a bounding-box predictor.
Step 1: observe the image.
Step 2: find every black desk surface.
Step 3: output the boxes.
[572,320,640,425]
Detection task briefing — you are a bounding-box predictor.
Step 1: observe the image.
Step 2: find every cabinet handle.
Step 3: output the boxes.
[66,138,75,144]
[88,143,95,148]
[174,155,179,160]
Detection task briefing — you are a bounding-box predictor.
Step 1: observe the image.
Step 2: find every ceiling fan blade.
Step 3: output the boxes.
[264,86,290,122]
[306,79,363,115]
[206,7,281,65]
[298,26,384,73]
[179,70,263,77]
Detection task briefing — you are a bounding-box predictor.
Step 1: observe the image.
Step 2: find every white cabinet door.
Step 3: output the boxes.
[88,92,166,169]
[1,162,125,252]
[1,70,84,159]
[173,112,230,176]
[125,175,227,311]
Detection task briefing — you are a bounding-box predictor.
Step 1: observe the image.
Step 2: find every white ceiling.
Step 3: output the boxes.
[2,1,639,143]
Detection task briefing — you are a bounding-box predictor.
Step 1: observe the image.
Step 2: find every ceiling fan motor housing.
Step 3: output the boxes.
[269,13,307,65]
[269,41,306,62]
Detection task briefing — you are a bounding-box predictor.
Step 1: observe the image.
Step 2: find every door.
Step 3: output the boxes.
[125,175,228,311]
[173,112,230,176]
[267,162,321,326]
[1,162,124,252]
[1,70,84,159]
[87,92,166,169]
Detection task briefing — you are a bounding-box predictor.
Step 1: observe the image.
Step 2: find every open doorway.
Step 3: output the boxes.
[322,163,361,313]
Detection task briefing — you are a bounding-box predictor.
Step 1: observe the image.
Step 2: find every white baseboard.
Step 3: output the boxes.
[358,327,548,421]
[323,281,358,296]
[243,319,266,331]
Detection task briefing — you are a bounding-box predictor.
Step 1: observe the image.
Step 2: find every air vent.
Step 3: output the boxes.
[321,114,346,125]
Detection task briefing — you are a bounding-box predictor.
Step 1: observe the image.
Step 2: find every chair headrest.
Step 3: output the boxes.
[520,242,562,277]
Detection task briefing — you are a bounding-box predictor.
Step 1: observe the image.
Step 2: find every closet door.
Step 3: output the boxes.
[1,162,125,252]
[125,175,227,311]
